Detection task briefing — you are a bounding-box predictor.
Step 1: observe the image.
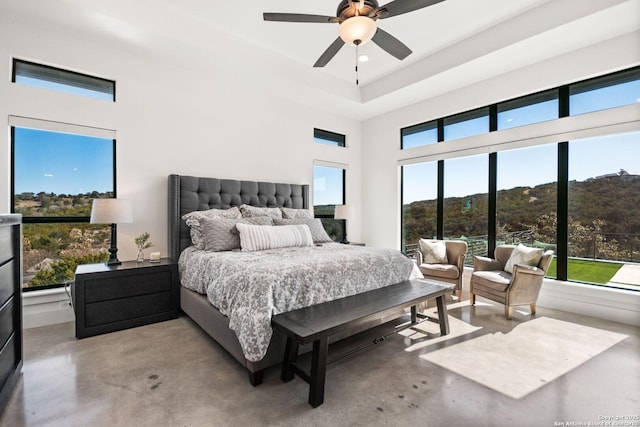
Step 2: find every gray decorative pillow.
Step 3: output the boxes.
[236,223,313,252]
[182,207,242,249]
[273,218,333,243]
[239,204,283,219]
[504,244,543,274]
[200,217,272,252]
[419,239,448,264]
[280,207,313,219]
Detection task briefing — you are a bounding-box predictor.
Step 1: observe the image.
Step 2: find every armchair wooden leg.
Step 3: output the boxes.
[505,306,513,320]
[470,293,475,305]
[530,303,536,315]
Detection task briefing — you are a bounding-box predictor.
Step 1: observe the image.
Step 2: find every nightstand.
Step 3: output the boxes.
[72,258,179,339]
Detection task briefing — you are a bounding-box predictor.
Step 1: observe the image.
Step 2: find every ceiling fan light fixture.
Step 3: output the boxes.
[339,16,377,46]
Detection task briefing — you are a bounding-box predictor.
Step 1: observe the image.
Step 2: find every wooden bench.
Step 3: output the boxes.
[271,278,453,407]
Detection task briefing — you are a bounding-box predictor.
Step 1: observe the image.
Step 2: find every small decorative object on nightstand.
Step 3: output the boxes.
[134,232,153,263]
[72,258,179,339]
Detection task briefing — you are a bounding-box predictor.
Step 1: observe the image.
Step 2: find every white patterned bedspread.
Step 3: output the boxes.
[179,243,422,362]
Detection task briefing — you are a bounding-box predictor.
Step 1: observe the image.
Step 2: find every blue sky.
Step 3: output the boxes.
[14,127,114,195]
[313,165,344,205]
[402,79,639,204]
[15,75,113,102]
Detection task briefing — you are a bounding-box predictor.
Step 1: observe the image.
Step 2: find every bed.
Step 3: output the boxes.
[168,174,419,385]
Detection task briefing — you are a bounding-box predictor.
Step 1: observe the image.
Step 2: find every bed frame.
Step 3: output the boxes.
[167,174,309,385]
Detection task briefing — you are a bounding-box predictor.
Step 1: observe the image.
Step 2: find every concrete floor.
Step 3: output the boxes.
[1,298,638,427]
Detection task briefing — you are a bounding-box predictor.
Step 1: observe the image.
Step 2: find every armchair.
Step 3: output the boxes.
[416,240,468,300]
[470,245,553,319]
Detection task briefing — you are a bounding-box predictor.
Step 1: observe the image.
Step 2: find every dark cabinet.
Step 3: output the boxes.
[0,214,22,416]
[72,259,179,339]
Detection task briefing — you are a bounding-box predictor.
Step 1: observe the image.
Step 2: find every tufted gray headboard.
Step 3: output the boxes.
[168,174,309,260]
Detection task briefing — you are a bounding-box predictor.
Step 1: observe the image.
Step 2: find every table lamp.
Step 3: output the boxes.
[90,199,133,266]
[334,204,354,244]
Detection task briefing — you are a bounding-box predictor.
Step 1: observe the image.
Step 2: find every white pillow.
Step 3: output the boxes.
[419,239,448,264]
[504,244,544,274]
[236,223,313,252]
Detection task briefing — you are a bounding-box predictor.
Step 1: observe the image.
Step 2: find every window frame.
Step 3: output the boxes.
[314,128,346,148]
[313,164,346,242]
[12,58,116,102]
[11,123,117,292]
[400,65,640,288]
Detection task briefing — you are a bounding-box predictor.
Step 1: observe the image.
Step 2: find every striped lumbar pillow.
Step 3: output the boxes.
[236,223,313,252]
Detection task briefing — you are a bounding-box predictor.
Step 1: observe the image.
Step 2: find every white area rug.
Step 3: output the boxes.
[420,316,628,399]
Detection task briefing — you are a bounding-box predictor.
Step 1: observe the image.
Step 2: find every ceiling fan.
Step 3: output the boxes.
[263,0,445,68]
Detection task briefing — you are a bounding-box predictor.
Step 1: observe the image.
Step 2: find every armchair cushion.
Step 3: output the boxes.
[471,270,512,291]
[504,244,543,274]
[419,263,460,280]
[419,239,448,264]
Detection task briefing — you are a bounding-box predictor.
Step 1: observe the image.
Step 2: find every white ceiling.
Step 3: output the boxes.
[4,0,639,119]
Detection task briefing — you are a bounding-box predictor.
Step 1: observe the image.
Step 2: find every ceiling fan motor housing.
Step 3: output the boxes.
[336,0,380,21]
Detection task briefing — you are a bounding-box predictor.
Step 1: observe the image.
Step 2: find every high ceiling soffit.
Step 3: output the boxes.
[3,0,639,120]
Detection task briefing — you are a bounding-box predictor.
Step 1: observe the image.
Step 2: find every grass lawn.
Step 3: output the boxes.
[546,258,623,284]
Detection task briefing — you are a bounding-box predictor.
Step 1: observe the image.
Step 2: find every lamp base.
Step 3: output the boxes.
[106,223,121,266]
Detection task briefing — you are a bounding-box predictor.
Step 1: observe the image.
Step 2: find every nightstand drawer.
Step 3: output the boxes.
[85,270,173,303]
[85,291,172,327]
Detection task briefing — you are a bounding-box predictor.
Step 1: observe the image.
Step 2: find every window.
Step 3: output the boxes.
[313,164,345,241]
[401,121,438,149]
[314,128,345,147]
[12,59,115,101]
[401,162,438,254]
[567,131,640,287]
[443,155,489,262]
[498,91,558,130]
[444,108,489,141]
[570,68,640,115]
[12,125,116,290]
[497,144,557,277]
[398,65,640,290]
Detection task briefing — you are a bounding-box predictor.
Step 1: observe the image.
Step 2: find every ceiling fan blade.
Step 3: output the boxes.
[263,13,337,23]
[314,37,345,67]
[377,0,445,19]
[371,28,412,60]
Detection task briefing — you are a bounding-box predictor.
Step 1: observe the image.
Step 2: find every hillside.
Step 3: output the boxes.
[403,174,640,260]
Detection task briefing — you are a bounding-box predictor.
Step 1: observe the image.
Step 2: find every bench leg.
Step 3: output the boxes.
[281,337,298,383]
[411,305,417,324]
[435,295,450,336]
[309,337,328,408]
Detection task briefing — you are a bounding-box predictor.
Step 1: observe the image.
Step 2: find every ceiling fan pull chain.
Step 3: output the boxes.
[355,41,360,85]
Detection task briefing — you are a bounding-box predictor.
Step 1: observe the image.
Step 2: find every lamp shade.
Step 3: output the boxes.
[90,199,133,224]
[339,16,377,46]
[334,205,354,220]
